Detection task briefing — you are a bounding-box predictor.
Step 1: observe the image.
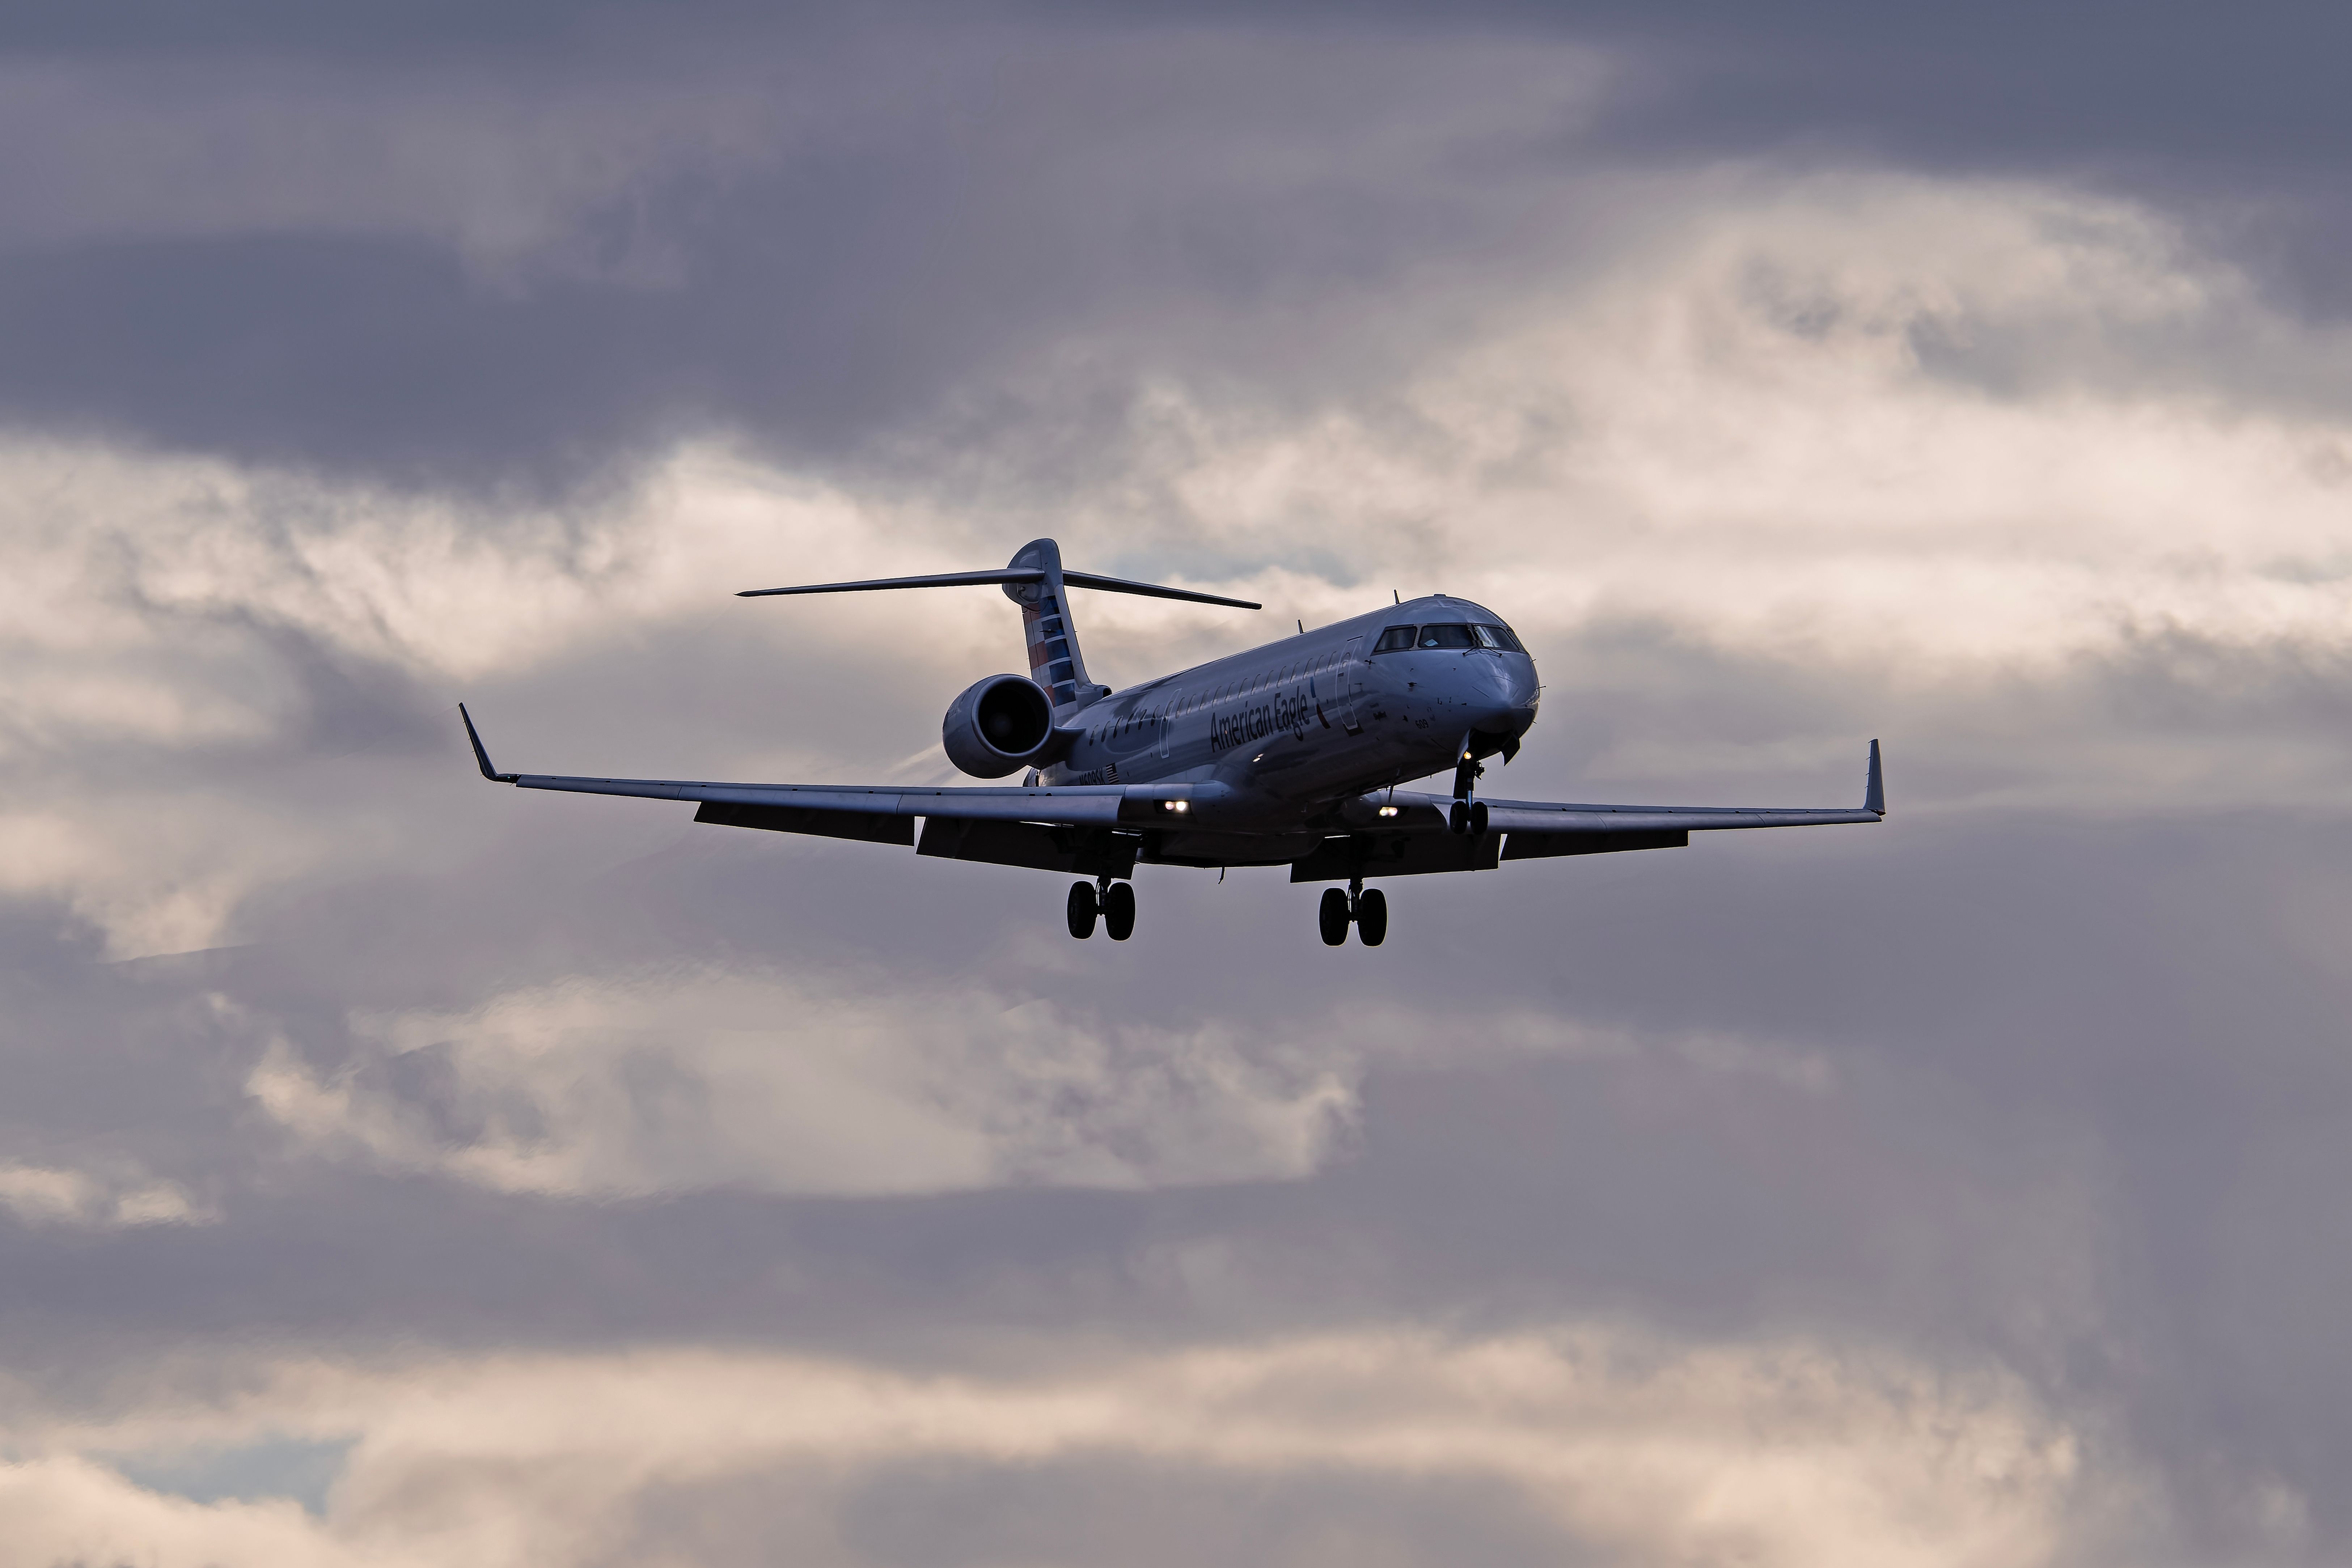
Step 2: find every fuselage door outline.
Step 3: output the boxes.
[1336,636,1365,734]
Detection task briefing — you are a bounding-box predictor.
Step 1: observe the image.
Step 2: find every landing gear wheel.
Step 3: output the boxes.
[1448,800,1470,835]
[1102,881,1135,941]
[1066,880,1099,939]
[1468,800,1489,836]
[1356,887,1387,946]
[1318,887,1350,946]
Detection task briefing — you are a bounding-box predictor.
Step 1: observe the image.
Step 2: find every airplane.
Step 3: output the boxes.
[460,537,1883,946]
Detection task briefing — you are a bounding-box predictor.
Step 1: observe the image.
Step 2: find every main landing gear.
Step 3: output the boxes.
[1067,878,1135,941]
[1319,879,1387,947]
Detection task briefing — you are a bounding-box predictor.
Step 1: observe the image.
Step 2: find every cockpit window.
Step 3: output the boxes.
[1417,623,1477,649]
[1372,626,1417,653]
[1474,624,1524,652]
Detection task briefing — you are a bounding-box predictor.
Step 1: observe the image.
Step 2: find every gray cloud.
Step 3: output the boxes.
[1,6,2345,493]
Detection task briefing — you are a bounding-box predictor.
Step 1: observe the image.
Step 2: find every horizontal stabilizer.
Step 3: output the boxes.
[1059,570,1259,609]
[738,566,1258,610]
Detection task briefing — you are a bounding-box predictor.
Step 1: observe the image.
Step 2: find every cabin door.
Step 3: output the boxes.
[1333,638,1365,734]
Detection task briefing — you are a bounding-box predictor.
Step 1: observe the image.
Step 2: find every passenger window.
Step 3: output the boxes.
[1418,624,1476,649]
[1373,626,1417,653]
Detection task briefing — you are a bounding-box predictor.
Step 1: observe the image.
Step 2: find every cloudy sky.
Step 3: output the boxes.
[4,4,2352,1563]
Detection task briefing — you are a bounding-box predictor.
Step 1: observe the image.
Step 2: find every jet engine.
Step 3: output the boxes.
[942,674,1058,777]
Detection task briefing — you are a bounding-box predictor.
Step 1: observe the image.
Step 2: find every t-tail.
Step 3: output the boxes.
[738,537,1259,722]
[1006,538,1092,719]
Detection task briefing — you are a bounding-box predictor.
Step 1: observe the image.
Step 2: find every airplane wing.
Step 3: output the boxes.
[460,704,1179,839]
[1292,741,1884,879]
[464,705,1882,879]
[1289,738,1872,879]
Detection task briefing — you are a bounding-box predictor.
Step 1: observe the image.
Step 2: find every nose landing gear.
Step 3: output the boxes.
[1068,878,1136,941]
[1448,732,1489,836]
[1318,878,1388,947]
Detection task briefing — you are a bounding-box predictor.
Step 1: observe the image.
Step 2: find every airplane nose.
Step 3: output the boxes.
[1465,659,1540,738]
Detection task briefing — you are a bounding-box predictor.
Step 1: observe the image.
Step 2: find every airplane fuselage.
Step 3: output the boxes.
[1044,594,1540,853]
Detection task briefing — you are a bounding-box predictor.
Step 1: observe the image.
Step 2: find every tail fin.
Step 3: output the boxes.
[1005,539,1095,717]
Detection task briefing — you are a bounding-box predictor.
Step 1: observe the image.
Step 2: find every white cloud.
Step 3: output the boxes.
[0,1455,389,1568]
[0,437,965,955]
[234,963,1850,1202]
[0,1161,208,1230]
[246,970,1355,1197]
[0,1326,2114,1568]
[1039,170,2352,685]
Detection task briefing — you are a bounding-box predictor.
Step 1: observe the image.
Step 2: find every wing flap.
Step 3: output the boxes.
[1501,829,1688,860]
[918,817,1138,878]
[1481,805,1882,834]
[692,800,914,845]
[507,771,1129,827]
[1289,832,1501,882]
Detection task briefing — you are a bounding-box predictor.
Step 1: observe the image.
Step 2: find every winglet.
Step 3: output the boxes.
[1864,738,1885,816]
[459,704,517,783]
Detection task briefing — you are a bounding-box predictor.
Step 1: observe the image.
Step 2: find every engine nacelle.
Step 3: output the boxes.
[942,674,1058,777]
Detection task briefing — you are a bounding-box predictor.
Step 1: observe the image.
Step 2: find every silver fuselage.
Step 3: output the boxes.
[1043,595,1538,860]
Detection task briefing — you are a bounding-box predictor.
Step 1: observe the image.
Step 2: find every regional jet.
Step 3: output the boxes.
[461,538,1882,945]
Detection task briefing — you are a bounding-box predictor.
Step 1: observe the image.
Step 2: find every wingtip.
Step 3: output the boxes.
[1865,738,1885,816]
[459,703,516,783]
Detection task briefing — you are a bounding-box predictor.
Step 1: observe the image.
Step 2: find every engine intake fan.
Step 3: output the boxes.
[942,674,1060,777]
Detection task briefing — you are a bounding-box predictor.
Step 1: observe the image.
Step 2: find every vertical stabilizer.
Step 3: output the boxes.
[1003,539,1099,717]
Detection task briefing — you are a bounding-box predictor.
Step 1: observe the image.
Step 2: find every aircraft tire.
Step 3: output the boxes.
[1317,887,1350,946]
[1356,888,1387,946]
[1066,880,1099,939]
[1103,881,1135,941]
